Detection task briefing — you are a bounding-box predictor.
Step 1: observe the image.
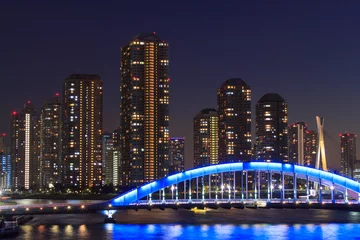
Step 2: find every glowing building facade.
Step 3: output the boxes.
[288,122,307,165]
[120,33,170,187]
[217,79,252,163]
[304,130,317,167]
[62,74,103,189]
[10,102,40,190]
[255,93,288,162]
[169,137,185,174]
[0,135,11,189]
[193,109,218,167]
[102,133,114,185]
[40,94,62,187]
[340,133,357,178]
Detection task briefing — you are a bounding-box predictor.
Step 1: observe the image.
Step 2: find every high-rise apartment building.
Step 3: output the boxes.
[62,74,103,189]
[255,93,288,162]
[40,94,61,187]
[169,137,185,174]
[340,133,356,178]
[112,129,121,186]
[288,122,307,165]
[304,130,317,167]
[193,109,218,167]
[10,102,40,190]
[0,134,11,189]
[120,33,170,187]
[217,79,252,163]
[1,147,11,189]
[102,133,114,185]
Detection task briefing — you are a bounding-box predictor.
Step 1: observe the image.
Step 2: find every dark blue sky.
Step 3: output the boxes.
[1,1,359,169]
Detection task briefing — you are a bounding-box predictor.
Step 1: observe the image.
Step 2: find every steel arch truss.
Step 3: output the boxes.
[111,162,360,206]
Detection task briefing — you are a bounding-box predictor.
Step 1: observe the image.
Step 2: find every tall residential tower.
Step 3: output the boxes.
[288,122,307,165]
[10,102,40,190]
[40,94,61,187]
[62,74,103,189]
[193,109,218,167]
[217,79,252,163]
[120,33,170,187]
[255,93,288,162]
[340,133,356,178]
[169,137,185,174]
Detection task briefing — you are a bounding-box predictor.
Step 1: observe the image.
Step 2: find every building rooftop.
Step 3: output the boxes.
[200,108,217,114]
[258,93,285,103]
[131,32,163,42]
[220,78,250,88]
[66,74,101,80]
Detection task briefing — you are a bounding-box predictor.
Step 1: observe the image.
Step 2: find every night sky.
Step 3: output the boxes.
[1,1,360,170]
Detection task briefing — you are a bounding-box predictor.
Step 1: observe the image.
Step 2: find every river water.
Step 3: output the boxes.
[7,206,360,240]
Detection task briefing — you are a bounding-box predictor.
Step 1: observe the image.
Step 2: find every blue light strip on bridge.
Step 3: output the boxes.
[111,162,360,206]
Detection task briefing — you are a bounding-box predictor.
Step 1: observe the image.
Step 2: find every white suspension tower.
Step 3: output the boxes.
[315,116,328,171]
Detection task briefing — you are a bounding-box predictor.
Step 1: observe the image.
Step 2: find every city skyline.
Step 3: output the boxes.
[1,2,360,170]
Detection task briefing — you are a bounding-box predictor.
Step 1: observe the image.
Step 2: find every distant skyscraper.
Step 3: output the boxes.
[10,102,40,190]
[217,79,252,163]
[340,133,356,178]
[120,33,170,187]
[112,129,121,186]
[255,93,288,162]
[193,109,218,167]
[1,147,11,189]
[62,74,103,189]
[0,134,11,189]
[0,133,5,153]
[169,137,185,174]
[288,122,307,165]
[40,94,61,187]
[304,130,317,167]
[102,133,114,185]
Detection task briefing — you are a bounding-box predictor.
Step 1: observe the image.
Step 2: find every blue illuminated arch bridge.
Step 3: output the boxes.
[110,162,360,208]
[3,162,360,217]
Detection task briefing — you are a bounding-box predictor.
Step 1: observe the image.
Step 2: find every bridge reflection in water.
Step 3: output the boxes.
[2,162,360,216]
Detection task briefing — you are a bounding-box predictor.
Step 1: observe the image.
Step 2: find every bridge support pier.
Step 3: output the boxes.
[241,171,244,201]
[202,176,205,201]
[319,178,322,203]
[293,173,297,203]
[233,171,236,200]
[254,171,257,201]
[345,188,348,203]
[331,184,335,204]
[281,171,284,202]
[189,180,192,202]
[209,175,211,200]
[306,175,309,203]
[221,172,224,200]
[267,171,270,202]
[258,170,261,200]
[196,177,199,200]
[246,171,248,201]
[176,183,179,202]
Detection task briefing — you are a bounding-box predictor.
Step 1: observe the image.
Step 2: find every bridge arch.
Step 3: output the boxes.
[111,162,360,206]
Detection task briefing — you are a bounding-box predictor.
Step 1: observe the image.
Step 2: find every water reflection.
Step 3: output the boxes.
[64,224,74,238]
[78,224,88,238]
[15,223,360,239]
